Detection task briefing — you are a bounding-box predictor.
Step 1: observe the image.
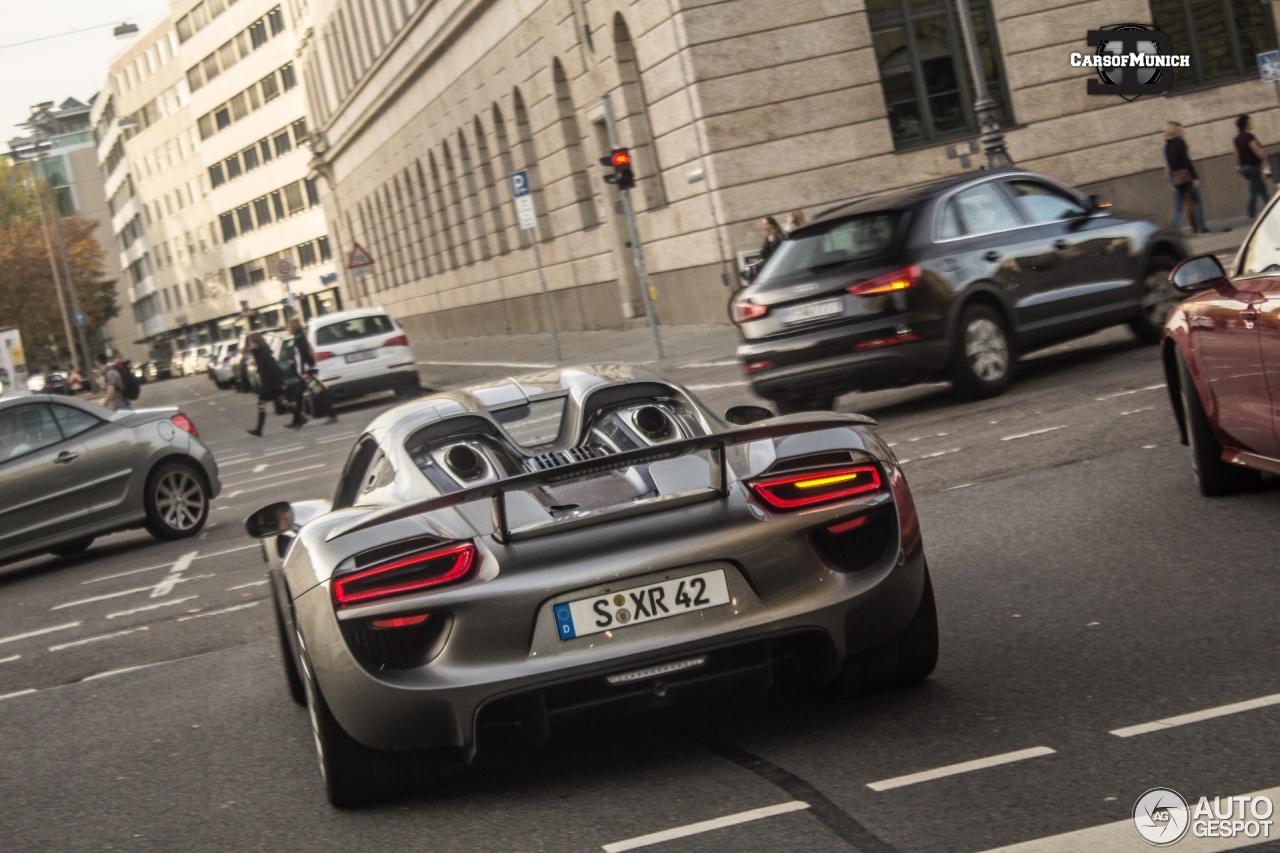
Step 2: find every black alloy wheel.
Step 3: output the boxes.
[144,461,209,540]
[1130,256,1178,344]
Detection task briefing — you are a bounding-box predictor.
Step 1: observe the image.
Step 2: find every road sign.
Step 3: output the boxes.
[509,170,538,231]
[73,311,85,327]
[347,242,375,272]
[1260,51,1280,82]
[274,257,296,281]
[320,272,338,285]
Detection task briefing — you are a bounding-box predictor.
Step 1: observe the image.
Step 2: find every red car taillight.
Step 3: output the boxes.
[384,334,409,347]
[733,301,768,323]
[749,464,882,510]
[315,351,336,361]
[847,265,920,297]
[171,414,199,437]
[332,542,478,607]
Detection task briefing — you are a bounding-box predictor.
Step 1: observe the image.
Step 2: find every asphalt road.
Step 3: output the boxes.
[1,327,1278,853]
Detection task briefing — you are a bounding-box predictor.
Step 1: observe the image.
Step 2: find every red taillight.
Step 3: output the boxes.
[826,515,871,534]
[384,334,409,348]
[853,331,922,351]
[847,265,920,296]
[332,542,477,607]
[749,464,882,510]
[370,613,431,629]
[733,301,769,323]
[743,359,774,374]
[171,414,199,437]
[315,351,336,361]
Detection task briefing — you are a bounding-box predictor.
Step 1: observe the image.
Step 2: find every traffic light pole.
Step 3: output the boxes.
[601,95,663,361]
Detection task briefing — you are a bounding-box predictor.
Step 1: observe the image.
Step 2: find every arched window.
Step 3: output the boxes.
[397,169,426,279]
[512,87,551,239]
[379,182,407,285]
[492,103,525,248]
[475,115,510,254]
[552,59,599,229]
[613,14,666,209]
[428,152,458,269]
[458,128,490,261]
[414,158,444,275]
[441,140,473,265]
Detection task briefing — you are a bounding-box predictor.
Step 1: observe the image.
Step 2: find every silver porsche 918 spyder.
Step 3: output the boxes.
[246,365,937,806]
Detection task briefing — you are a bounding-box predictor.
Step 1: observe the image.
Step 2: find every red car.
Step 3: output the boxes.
[1163,223,1280,495]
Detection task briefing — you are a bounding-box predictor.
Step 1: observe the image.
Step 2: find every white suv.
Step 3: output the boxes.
[307,308,420,400]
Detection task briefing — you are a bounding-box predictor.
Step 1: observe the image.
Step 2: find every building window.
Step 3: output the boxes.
[298,240,318,267]
[271,190,286,220]
[284,181,305,214]
[868,0,1013,148]
[305,177,320,206]
[274,129,293,156]
[280,62,297,90]
[268,6,285,35]
[209,163,225,189]
[225,153,242,179]
[1151,0,1277,88]
[292,118,308,144]
[249,18,269,48]
[254,196,273,226]
[318,235,331,261]
[231,263,249,288]
[236,204,254,234]
[220,212,237,241]
[261,72,280,102]
[215,107,232,130]
[260,138,274,163]
[242,144,260,171]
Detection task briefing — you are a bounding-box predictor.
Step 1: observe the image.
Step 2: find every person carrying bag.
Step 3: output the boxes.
[1163,122,1207,234]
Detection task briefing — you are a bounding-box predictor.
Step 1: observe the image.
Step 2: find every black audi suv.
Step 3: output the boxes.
[732,170,1187,411]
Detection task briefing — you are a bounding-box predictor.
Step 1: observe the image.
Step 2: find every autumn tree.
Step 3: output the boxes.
[0,157,117,369]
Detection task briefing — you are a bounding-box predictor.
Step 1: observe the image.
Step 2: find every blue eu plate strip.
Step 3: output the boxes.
[554,603,576,640]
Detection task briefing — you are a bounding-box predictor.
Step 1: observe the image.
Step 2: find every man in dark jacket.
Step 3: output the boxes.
[247,332,284,437]
[285,318,336,428]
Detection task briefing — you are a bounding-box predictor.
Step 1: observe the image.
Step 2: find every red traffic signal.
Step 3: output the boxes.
[601,147,636,191]
[611,150,632,167]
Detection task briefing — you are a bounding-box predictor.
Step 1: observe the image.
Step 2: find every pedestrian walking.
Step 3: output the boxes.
[285,318,336,428]
[759,216,784,264]
[94,354,132,411]
[246,332,284,437]
[1163,122,1207,234]
[785,209,807,235]
[1234,114,1271,218]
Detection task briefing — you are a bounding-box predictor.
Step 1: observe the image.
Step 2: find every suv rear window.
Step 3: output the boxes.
[314,315,395,345]
[760,212,900,282]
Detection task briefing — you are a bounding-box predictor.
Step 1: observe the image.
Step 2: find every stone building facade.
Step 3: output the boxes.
[300,0,1280,340]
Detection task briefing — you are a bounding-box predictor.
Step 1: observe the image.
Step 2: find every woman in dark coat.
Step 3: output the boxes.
[759,216,784,263]
[1164,121,1207,234]
[247,332,284,437]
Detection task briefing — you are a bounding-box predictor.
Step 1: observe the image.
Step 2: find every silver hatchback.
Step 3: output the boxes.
[0,396,221,563]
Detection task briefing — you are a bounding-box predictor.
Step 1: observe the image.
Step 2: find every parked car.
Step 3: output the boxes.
[209,340,242,388]
[731,169,1187,411]
[1162,212,1280,495]
[307,308,421,401]
[0,395,220,563]
[247,366,935,806]
[143,360,173,382]
[27,373,70,395]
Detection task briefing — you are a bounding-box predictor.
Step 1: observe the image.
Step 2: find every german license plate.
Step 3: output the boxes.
[553,569,730,640]
[344,350,377,363]
[780,297,842,325]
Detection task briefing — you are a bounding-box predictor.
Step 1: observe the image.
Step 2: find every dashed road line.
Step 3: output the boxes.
[687,381,748,390]
[1096,382,1166,401]
[82,544,258,585]
[417,359,554,368]
[106,596,199,620]
[602,801,811,852]
[678,359,738,369]
[49,626,150,652]
[177,601,261,621]
[0,689,37,702]
[1110,692,1280,738]
[227,580,268,591]
[316,431,357,444]
[52,586,156,610]
[221,473,330,499]
[221,463,327,489]
[941,482,975,492]
[0,654,19,664]
[866,746,1057,792]
[1001,426,1068,442]
[219,449,337,469]
[907,432,950,442]
[900,448,961,464]
[1120,406,1156,416]
[150,550,198,598]
[0,622,83,646]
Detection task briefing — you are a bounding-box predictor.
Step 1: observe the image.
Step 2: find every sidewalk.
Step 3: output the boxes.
[1186,214,1252,257]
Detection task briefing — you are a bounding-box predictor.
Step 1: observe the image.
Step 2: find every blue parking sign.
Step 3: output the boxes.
[1259,51,1280,82]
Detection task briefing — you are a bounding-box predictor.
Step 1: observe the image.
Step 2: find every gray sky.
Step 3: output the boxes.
[1,1,169,143]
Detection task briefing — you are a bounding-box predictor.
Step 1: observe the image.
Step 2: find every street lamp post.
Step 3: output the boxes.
[954,0,1013,169]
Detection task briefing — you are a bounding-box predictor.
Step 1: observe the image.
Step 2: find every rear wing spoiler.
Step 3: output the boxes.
[327,413,873,544]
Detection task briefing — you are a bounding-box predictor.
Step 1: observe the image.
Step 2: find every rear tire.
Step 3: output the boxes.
[144,461,209,540]
[1129,256,1178,344]
[833,568,938,697]
[270,573,306,706]
[951,305,1013,399]
[301,650,437,807]
[1177,354,1261,496]
[50,537,94,557]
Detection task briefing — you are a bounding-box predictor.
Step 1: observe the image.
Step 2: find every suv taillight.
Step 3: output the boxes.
[733,301,768,323]
[384,334,409,348]
[332,542,478,607]
[847,265,920,296]
[749,464,882,510]
[315,351,336,361]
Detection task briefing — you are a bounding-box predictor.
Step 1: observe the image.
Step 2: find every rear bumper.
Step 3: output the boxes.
[323,368,420,400]
[743,339,949,400]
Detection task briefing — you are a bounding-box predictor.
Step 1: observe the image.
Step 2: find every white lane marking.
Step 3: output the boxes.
[977,785,1280,852]
[52,586,156,610]
[106,596,199,620]
[678,359,738,369]
[417,359,555,368]
[221,463,326,489]
[252,464,267,473]
[900,448,961,465]
[1095,382,1166,401]
[49,626,150,652]
[81,662,167,682]
[0,689,37,702]
[0,622,83,645]
[82,544,259,585]
[150,550,199,598]
[866,746,1056,792]
[316,432,356,444]
[1120,406,1156,416]
[217,445,306,467]
[0,654,20,664]
[177,601,261,621]
[1110,692,1280,738]
[221,473,329,499]
[218,448,338,469]
[688,381,748,391]
[1001,425,1068,442]
[941,482,975,492]
[227,580,268,591]
[907,432,949,442]
[601,801,811,852]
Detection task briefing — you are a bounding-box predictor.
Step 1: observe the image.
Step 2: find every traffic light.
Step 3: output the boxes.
[600,148,635,191]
